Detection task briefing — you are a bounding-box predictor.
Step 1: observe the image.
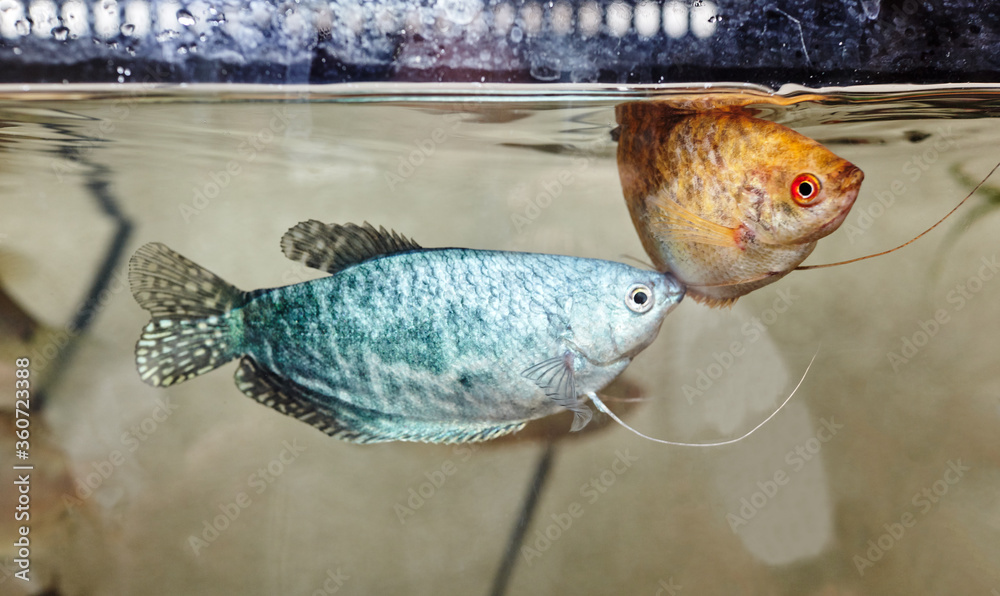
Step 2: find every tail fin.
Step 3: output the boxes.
[129,242,248,387]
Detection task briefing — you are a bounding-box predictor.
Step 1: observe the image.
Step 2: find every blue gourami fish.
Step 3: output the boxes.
[129,221,685,444]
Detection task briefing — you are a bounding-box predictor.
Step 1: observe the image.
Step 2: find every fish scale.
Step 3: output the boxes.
[129,221,685,444]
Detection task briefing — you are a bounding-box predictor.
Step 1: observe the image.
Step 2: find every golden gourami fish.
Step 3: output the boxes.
[617,103,865,307]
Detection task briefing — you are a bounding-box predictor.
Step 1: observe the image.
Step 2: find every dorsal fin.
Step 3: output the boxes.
[280,220,422,275]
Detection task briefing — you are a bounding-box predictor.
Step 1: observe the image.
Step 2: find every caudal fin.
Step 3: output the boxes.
[129,242,248,387]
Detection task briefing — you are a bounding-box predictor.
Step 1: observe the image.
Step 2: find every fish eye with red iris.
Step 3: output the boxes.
[791,173,822,205]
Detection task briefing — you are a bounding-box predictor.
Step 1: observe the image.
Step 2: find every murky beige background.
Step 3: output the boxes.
[1,88,998,595]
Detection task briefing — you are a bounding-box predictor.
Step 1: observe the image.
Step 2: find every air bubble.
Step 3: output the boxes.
[441,0,480,26]
[52,26,69,40]
[530,63,560,81]
[120,23,135,36]
[509,24,522,42]
[176,9,195,27]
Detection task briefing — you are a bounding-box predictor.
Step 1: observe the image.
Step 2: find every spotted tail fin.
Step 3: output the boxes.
[129,242,248,387]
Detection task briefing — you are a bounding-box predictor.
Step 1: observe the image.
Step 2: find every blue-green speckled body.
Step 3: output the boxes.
[130,222,685,444]
[237,249,679,439]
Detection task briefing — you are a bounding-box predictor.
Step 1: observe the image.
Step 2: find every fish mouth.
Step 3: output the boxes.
[658,272,687,307]
[819,193,858,233]
[816,165,864,235]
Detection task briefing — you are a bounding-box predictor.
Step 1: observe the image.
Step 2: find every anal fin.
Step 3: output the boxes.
[235,357,527,444]
[234,356,362,441]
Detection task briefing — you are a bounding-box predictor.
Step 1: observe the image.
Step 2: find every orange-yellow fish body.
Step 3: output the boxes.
[617,104,864,306]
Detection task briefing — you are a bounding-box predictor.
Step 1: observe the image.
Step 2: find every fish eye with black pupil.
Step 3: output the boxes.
[791,173,822,205]
[626,284,654,313]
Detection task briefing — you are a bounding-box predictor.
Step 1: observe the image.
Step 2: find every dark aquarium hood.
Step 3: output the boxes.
[0,0,996,87]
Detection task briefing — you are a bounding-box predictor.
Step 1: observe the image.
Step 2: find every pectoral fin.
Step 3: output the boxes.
[648,194,740,248]
[522,354,593,432]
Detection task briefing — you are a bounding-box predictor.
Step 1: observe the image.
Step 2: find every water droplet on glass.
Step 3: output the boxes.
[509,25,523,42]
[52,26,69,41]
[116,66,124,73]
[177,9,195,27]
[117,75,125,83]
[177,45,188,55]
[121,23,135,36]
[15,20,29,36]
[12,47,22,55]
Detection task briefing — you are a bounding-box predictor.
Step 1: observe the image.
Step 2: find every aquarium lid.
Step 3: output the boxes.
[0,0,996,87]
